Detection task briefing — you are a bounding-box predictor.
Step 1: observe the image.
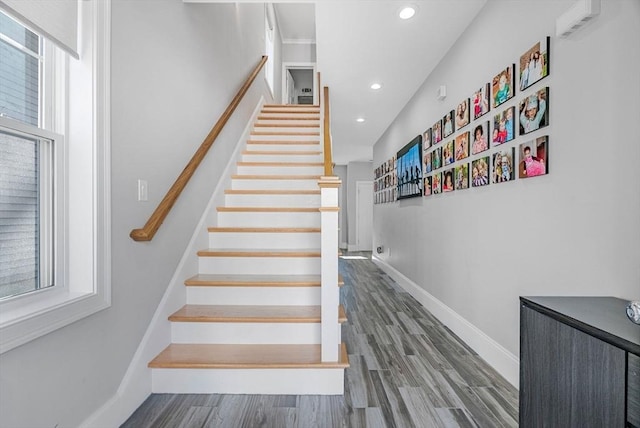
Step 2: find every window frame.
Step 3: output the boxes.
[0,0,111,354]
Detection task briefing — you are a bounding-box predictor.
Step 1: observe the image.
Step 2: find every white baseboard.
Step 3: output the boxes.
[339,242,348,250]
[347,244,372,252]
[371,256,519,389]
[80,97,266,428]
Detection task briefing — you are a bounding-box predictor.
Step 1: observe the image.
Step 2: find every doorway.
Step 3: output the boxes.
[282,63,317,105]
[355,181,374,252]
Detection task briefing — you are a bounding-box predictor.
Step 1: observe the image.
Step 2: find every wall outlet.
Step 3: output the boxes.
[137,179,148,201]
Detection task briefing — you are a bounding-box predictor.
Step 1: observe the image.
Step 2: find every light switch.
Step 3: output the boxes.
[138,179,148,201]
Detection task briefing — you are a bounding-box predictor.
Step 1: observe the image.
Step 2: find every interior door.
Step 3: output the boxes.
[356,181,374,251]
[286,69,295,104]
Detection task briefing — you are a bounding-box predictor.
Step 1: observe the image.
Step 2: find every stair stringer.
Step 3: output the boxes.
[78,96,267,428]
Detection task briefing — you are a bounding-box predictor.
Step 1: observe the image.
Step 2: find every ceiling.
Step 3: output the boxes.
[193,1,488,165]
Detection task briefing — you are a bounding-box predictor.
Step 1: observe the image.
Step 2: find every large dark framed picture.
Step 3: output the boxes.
[519,37,550,91]
[396,135,423,200]
[519,136,548,179]
[492,64,515,108]
[519,87,549,135]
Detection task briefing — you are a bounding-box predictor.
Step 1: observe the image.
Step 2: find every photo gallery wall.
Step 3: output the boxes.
[375,36,550,205]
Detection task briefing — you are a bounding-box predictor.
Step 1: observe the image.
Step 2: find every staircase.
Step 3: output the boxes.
[148,104,349,395]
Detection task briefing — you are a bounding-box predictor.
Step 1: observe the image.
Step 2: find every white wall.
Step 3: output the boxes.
[0,2,273,427]
[373,0,640,378]
[282,42,316,63]
[334,165,348,248]
[346,161,373,250]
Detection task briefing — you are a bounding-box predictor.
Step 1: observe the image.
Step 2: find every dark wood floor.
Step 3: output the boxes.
[122,253,518,427]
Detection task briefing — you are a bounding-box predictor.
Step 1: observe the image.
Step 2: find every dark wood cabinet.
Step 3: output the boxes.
[520,297,640,428]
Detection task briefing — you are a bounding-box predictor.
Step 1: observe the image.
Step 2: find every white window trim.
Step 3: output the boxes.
[0,0,111,354]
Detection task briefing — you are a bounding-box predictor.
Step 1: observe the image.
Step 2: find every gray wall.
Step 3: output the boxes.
[373,0,640,358]
[0,2,274,427]
[346,161,373,249]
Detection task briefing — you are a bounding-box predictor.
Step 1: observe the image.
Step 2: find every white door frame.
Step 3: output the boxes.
[281,62,317,105]
[354,180,373,252]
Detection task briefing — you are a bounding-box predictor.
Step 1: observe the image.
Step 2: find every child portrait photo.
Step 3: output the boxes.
[423,128,432,150]
[492,106,515,146]
[455,98,470,129]
[442,141,455,166]
[492,65,514,108]
[423,151,432,175]
[432,119,442,144]
[455,132,470,161]
[472,83,490,120]
[431,172,442,194]
[443,110,455,138]
[471,157,490,187]
[519,37,550,91]
[455,163,469,190]
[432,147,442,170]
[442,169,455,192]
[492,148,515,184]
[519,136,548,179]
[424,176,432,196]
[519,87,549,135]
[471,121,489,155]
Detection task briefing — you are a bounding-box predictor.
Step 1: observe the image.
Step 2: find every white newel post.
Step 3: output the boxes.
[318,176,341,362]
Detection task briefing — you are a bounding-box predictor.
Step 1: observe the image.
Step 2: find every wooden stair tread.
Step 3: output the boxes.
[242,150,322,155]
[197,249,321,257]
[254,123,319,128]
[208,227,321,233]
[217,207,319,212]
[225,189,321,195]
[247,140,320,145]
[231,174,321,180]
[184,274,345,287]
[169,304,347,323]
[236,162,324,167]
[257,116,319,121]
[148,343,348,369]
[250,131,320,136]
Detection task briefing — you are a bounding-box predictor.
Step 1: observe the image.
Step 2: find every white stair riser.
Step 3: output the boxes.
[171,322,339,344]
[241,153,323,163]
[261,109,319,114]
[186,286,320,306]
[199,256,320,275]
[258,115,320,122]
[246,143,320,152]
[151,368,344,394]
[224,193,320,207]
[256,120,319,126]
[217,211,320,227]
[209,232,320,249]
[236,165,324,175]
[248,134,319,142]
[253,127,320,133]
[231,179,320,190]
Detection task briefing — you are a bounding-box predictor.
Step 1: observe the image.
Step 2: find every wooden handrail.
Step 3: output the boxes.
[130,55,268,242]
[322,85,334,176]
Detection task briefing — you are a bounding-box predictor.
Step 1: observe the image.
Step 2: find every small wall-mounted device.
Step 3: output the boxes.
[556,0,601,38]
[436,85,446,100]
[301,88,312,93]
[376,246,384,254]
[626,300,640,325]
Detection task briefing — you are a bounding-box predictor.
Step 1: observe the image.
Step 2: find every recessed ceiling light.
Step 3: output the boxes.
[370,83,382,90]
[356,118,365,123]
[399,6,416,20]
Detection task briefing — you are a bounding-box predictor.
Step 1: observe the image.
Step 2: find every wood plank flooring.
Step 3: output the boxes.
[122,253,518,427]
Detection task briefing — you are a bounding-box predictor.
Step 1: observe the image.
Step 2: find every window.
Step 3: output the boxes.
[0,2,111,354]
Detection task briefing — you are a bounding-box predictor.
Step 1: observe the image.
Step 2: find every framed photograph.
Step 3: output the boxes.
[492,148,515,184]
[396,135,423,200]
[519,37,550,91]
[492,64,515,108]
[423,151,432,175]
[442,168,455,192]
[492,106,515,146]
[455,163,469,190]
[432,172,442,194]
[455,132,470,161]
[442,110,455,138]
[455,98,470,129]
[519,136,548,179]
[472,83,490,120]
[471,121,490,155]
[432,119,442,144]
[432,147,442,170]
[424,176,432,196]
[519,87,549,135]
[472,156,490,187]
[442,141,454,166]
[423,128,432,150]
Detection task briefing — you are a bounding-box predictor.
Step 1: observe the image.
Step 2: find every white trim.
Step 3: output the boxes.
[281,61,317,106]
[282,38,316,45]
[371,255,520,389]
[79,96,266,428]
